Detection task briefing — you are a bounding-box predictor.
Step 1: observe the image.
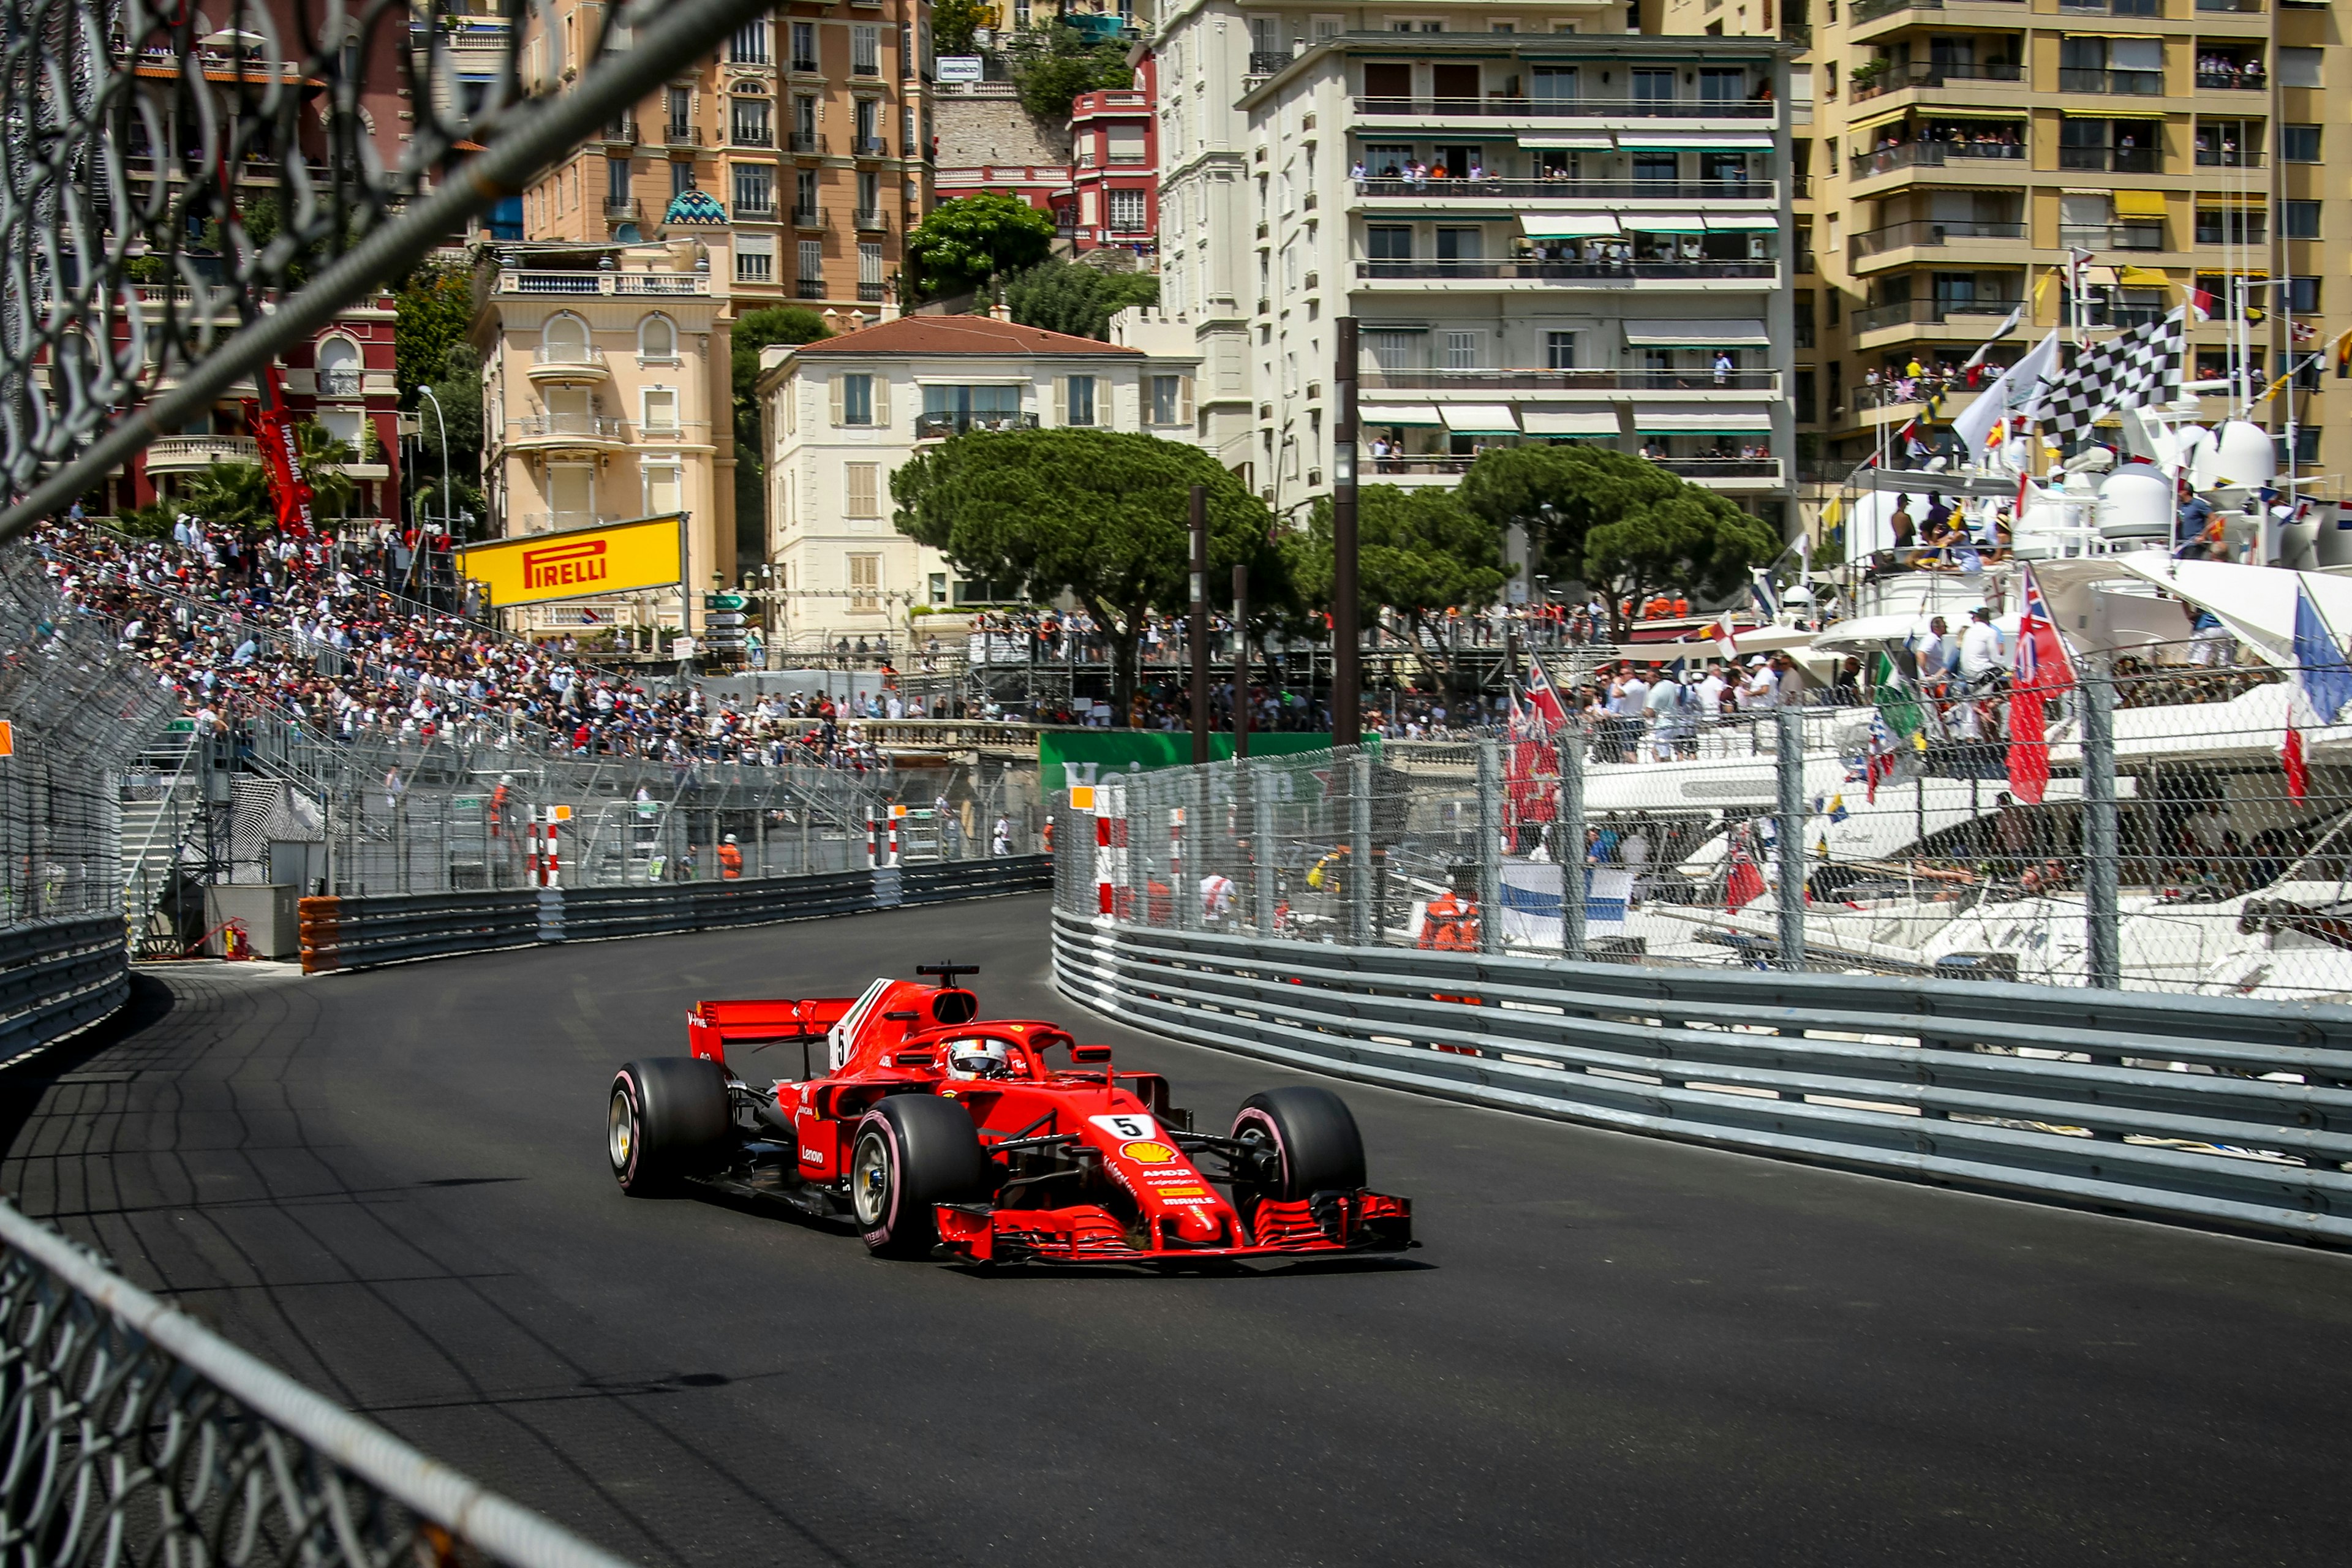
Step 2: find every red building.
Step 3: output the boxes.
[1063,58,1158,262]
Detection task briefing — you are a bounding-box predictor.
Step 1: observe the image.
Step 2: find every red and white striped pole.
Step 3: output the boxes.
[1093,781,1127,918]
[887,812,902,867]
[866,816,880,869]
[527,809,543,886]
[546,810,562,889]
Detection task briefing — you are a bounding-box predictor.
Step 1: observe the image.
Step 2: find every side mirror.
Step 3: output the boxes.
[1068,1045,1112,1065]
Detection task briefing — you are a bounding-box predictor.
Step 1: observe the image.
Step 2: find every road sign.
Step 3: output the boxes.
[704,612,747,628]
[704,592,748,612]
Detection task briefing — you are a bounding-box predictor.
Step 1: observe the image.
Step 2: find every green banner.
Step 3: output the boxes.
[1038,731,1340,792]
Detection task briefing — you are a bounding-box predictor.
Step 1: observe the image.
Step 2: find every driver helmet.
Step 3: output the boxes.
[945,1038,1013,1080]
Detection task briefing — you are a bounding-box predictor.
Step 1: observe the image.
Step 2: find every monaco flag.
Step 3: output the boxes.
[2005,565,2073,805]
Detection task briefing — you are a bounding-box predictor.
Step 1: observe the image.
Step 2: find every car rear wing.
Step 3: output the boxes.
[688,998,858,1073]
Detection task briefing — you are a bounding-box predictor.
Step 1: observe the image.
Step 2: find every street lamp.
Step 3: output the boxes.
[417,385,451,537]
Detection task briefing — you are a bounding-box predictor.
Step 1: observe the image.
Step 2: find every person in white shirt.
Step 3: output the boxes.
[1695,663,1728,718]
[1741,656,1779,710]
[1912,616,1952,688]
[1643,669,1686,761]
[1956,606,2003,688]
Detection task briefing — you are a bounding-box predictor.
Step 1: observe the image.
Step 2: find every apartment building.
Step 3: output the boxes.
[474,241,736,639]
[1157,11,1794,523]
[516,0,932,312]
[1068,64,1164,255]
[1657,0,2337,521]
[756,312,1202,644]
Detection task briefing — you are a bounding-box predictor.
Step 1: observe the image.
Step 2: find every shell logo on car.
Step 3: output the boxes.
[1119,1140,1180,1165]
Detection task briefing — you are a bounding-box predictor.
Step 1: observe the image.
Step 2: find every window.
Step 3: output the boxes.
[1794,369,1816,425]
[1367,225,1412,261]
[1061,375,1097,426]
[1545,331,1577,370]
[2291,276,2322,313]
[790,21,818,72]
[1107,123,1146,163]
[1697,67,1744,102]
[1150,375,1194,425]
[1632,152,1678,183]
[837,374,876,426]
[315,336,361,396]
[859,242,884,299]
[644,461,682,517]
[855,97,883,154]
[606,157,631,208]
[794,95,818,147]
[729,21,768,64]
[666,87,690,137]
[1365,329,1424,370]
[671,159,693,197]
[796,168,818,219]
[2196,207,2264,245]
[1434,227,1482,260]
[1531,66,1575,102]
[638,314,676,361]
[1630,67,1675,102]
[641,386,679,434]
[734,163,774,214]
[731,97,772,146]
[852,24,879,76]
[538,315,589,363]
[2295,428,2323,464]
[1442,330,1481,369]
[1109,189,1147,232]
[848,553,881,611]
[845,463,881,518]
[2283,124,2321,162]
[2285,201,2322,239]
[2280,47,2323,88]
[2196,120,2258,167]
[799,238,824,290]
[736,233,775,282]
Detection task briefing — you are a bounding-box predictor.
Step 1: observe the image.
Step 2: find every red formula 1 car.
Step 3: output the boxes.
[605,965,1412,1267]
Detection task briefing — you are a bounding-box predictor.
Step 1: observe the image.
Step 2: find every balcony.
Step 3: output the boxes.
[1356,258,1777,284]
[2060,68,2165,95]
[732,126,775,148]
[2197,0,2263,10]
[2057,145,2162,173]
[143,434,260,475]
[737,195,777,219]
[1850,60,2023,102]
[1352,96,1774,121]
[1353,177,1776,204]
[1652,456,1785,487]
[495,270,711,296]
[854,136,891,157]
[854,208,888,231]
[1849,140,2026,180]
[508,413,625,453]
[790,132,824,155]
[603,118,637,146]
[663,123,701,146]
[1848,218,2026,260]
[790,55,818,74]
[1364,369,1781,394]
[1852,299,2026,337]
[603,197,641,223]
[2194,145,2261,168]
[2059,0,2163,11]
[528,346,611,385]
[793,205,823,228]
[2196,67,2266,91]
[1249,50,1292,76]
[2058,222,2167,251]
[915,412,1041,439]
[796,277,826,300]
[1852,0,2028,20]
[859,282,886,301]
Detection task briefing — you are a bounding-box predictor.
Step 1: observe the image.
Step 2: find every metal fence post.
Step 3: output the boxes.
[1476,737,1503,955]
[2082,658,2120,988]
[1776,706,1807,973]
[1556,728,1585,961]
[1349,750,1373,946]
[1253,760,1276,936]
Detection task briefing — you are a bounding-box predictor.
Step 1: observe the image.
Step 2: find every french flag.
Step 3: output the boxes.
[2283,586,2352,801]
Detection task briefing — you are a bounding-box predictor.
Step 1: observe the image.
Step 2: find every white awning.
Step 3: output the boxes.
[1520,213,1621,239]
[1359,402,1443,427]
[1618,213,1708,233]
[1624,319,1771,346]
[1615,134,1776,151]
[1706,213,1779,231]
[1517,134,1616,150]
[1441,404,1521,434]
[1521,409,1622,437]
[1634,405,1773,433]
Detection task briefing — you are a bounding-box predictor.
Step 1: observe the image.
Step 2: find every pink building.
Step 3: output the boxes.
[1063,59,1158,263]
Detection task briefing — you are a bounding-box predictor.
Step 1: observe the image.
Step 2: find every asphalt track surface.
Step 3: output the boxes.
[4,895,2348,1566]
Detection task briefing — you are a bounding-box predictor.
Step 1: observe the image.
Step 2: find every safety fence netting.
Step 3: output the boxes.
[1052,650,2352,1001]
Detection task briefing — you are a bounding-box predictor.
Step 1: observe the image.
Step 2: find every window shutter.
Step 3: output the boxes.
[1178,376,1195,424]
[1054,377,1068,424]
[872,375,890,428]
[830,375,845,426]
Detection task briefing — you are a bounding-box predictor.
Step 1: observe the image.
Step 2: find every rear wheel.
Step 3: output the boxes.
[1229,1087,1368,1234]
[609,1058,732,1196]
[851,1095,994,1257]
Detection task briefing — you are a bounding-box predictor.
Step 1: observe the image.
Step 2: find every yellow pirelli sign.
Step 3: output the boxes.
[458,514,685,609]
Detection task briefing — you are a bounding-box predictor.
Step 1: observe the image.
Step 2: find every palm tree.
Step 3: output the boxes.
[178,461,274,535]
[293,420,358,521]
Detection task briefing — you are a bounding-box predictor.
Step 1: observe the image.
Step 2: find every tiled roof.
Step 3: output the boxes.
[792,314,1142,357]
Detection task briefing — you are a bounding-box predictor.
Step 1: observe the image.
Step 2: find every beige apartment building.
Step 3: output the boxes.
[475,241,737,640]
[518,0,933,312]
[1653,0,2340,530]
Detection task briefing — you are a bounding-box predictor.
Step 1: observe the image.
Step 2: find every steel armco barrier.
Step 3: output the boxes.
[0,1197,632,1568]
[1052,911,2352,1245]
[0,916,129,1067]
[303,857,1054,972]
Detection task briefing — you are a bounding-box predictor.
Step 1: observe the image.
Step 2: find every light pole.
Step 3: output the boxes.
[1332,317,1360,747]
[417,385,451,537]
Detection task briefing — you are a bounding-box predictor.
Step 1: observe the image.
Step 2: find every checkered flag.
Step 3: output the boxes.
[2033,310,2184,440]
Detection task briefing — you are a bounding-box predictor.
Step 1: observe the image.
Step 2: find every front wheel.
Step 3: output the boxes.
[851,1095,995,1257]
[1229,1086,1368,1224]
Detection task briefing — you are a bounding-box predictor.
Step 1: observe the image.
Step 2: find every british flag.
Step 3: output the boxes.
[1522,652,1571,737]
[2007,565,2073,805]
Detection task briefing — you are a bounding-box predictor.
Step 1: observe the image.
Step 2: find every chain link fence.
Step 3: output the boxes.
[1054,652,2352,1002]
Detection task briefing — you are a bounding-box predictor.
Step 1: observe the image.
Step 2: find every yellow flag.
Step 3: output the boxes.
[1820,496,1844,529]
[2032,271,2055,312]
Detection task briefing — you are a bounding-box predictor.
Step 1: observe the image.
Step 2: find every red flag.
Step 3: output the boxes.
[1725,848,1765,910]
[2005,565,2073,804]
[247,363,315,536]
[2285,725,2309,802]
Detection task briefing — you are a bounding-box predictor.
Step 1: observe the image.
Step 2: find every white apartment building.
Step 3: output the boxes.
[1155,7,1795,529]
[758,312,1204,646]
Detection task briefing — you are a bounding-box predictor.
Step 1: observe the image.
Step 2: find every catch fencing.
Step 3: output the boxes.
[1050,914,2352,1245]
[0,1197,633,1567]
[300,855,1053,973]
[1053,652,2352,1003]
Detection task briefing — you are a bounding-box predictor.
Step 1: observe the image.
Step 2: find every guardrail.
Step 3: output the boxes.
[303,857,1053,972]
[1052,913,2352,1246]
[0,1198,633,1568]
[0,916,129,1066]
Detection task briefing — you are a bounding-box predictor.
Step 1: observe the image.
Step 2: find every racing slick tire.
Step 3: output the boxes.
[610,1057,732,1196]
[851,1094,993,1258]
[1231,1086,1368,1205]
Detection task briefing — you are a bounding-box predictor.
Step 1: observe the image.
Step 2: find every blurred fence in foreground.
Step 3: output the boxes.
[1052,655,2352,1001]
